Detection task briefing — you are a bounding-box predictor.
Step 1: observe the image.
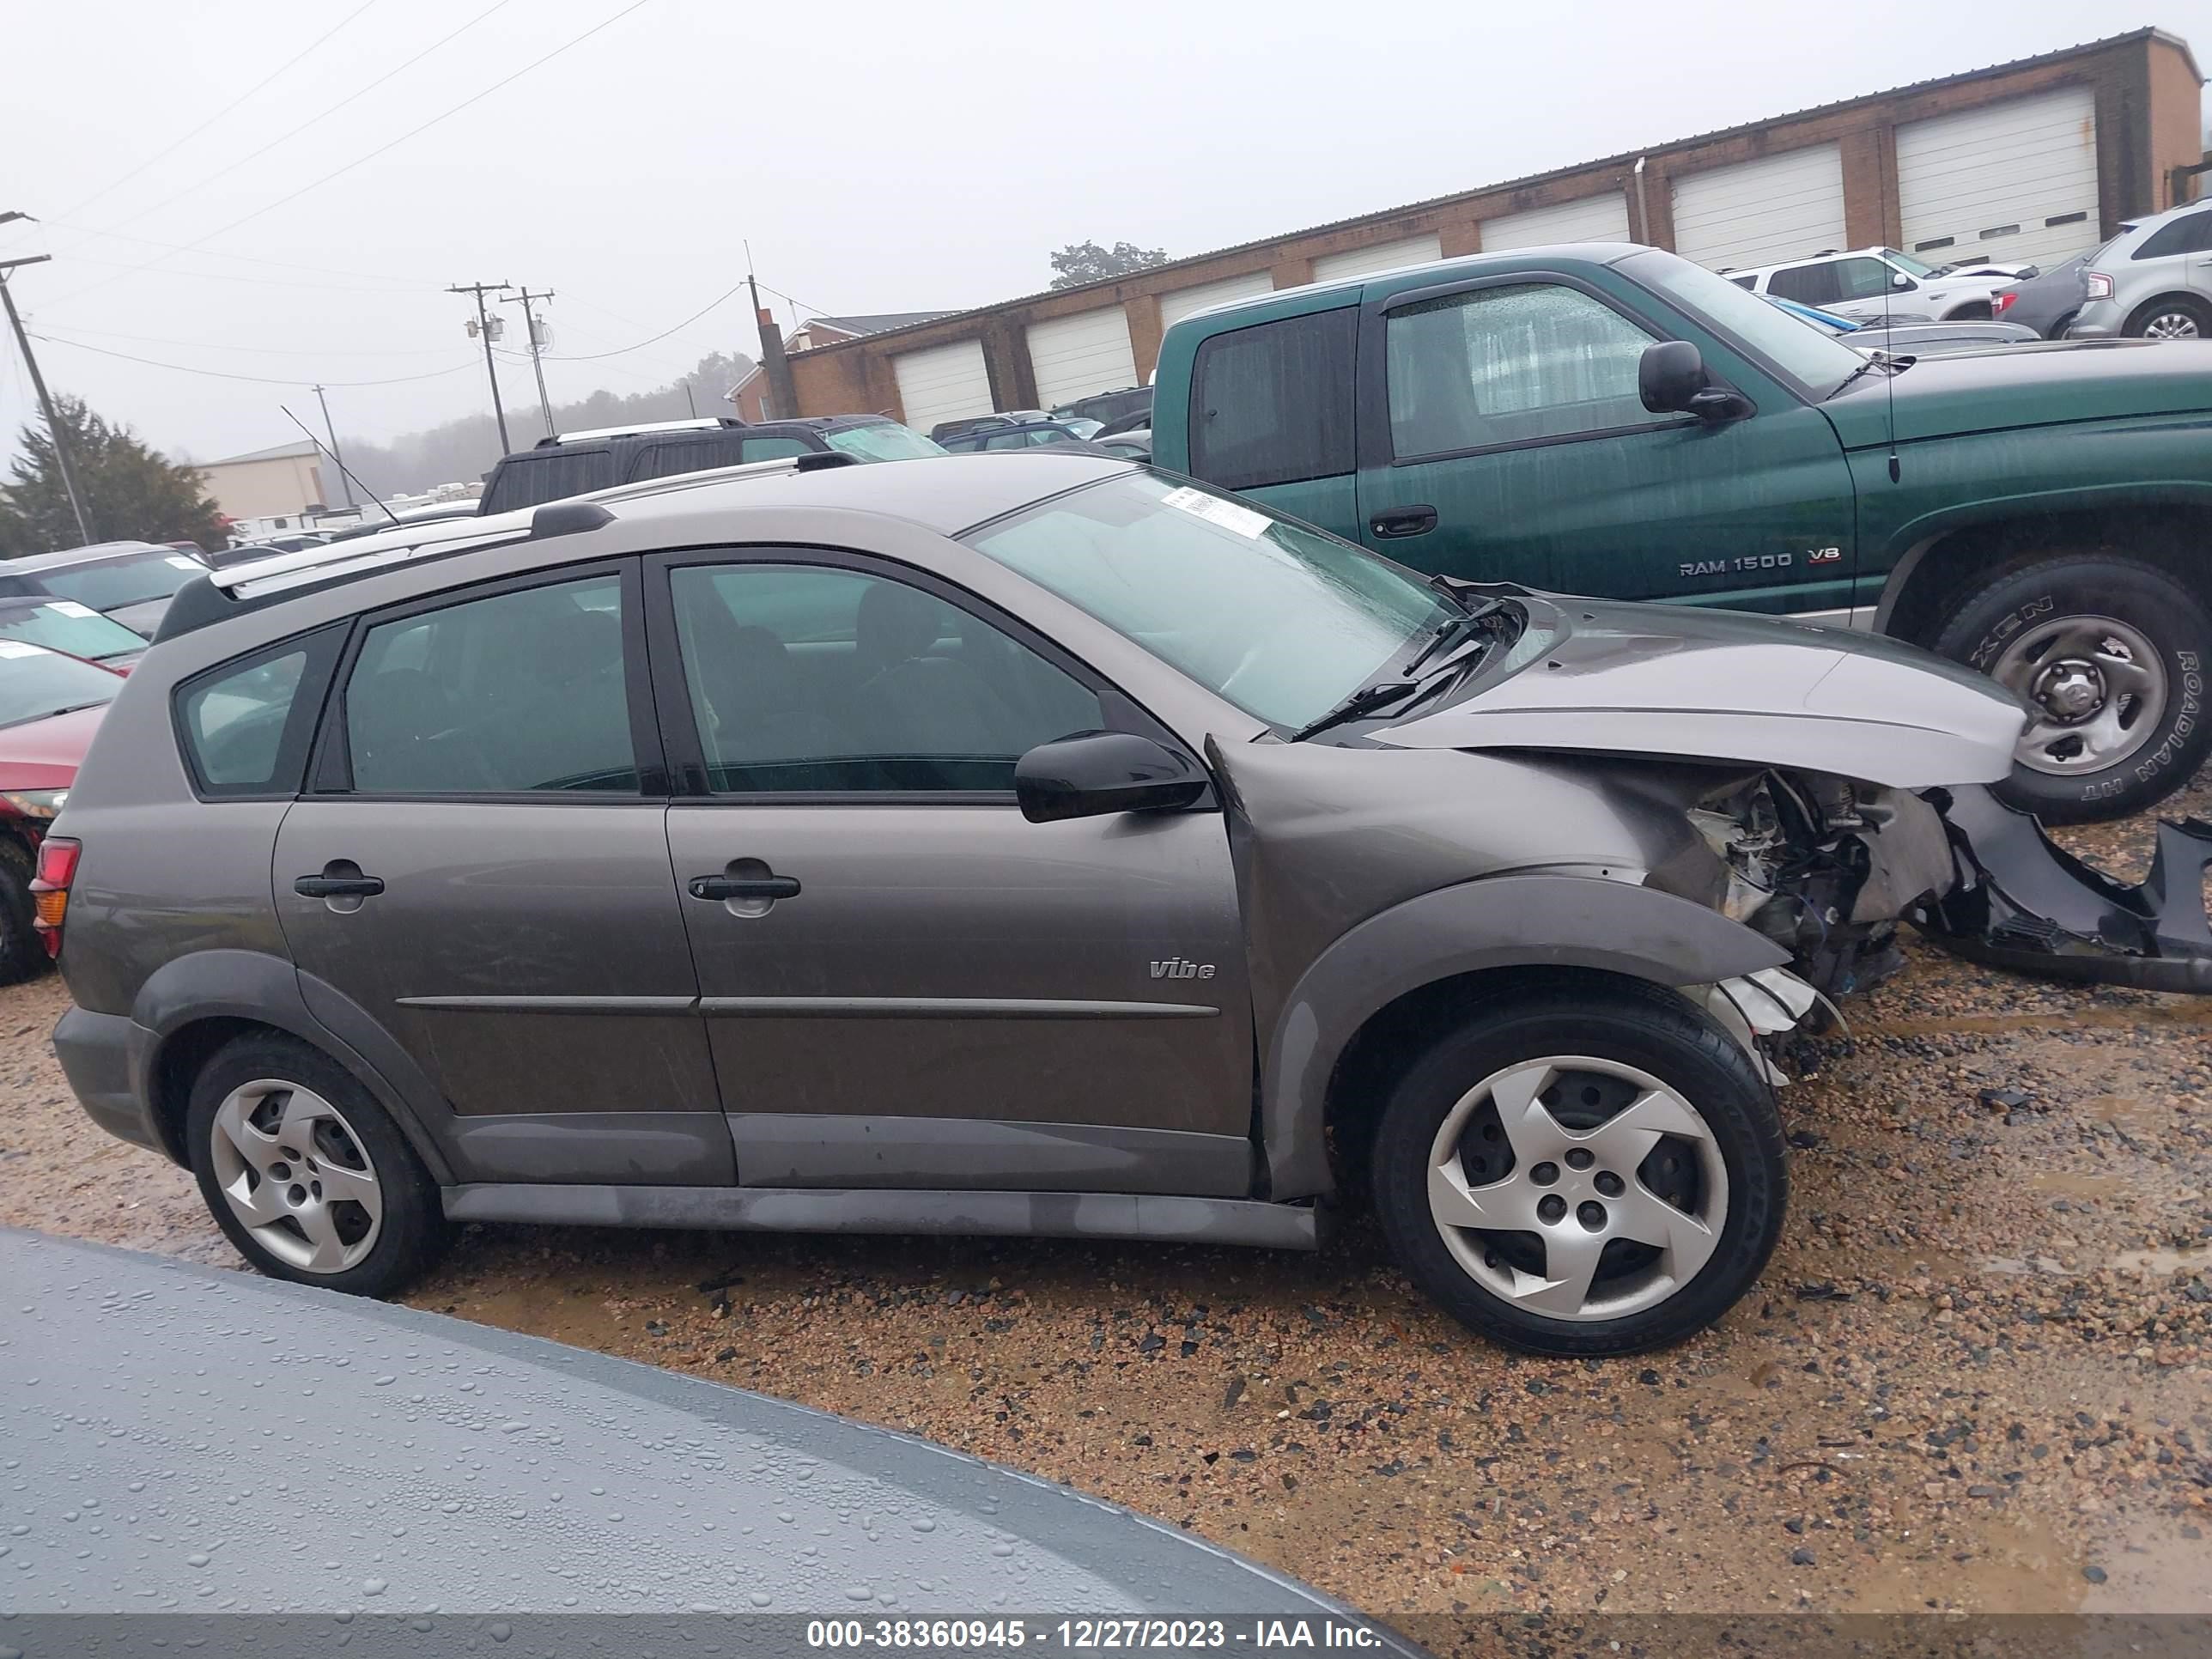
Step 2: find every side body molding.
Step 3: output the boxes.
[1257,873,1790,1199]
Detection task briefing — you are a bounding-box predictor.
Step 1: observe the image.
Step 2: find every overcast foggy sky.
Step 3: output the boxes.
[3,1,2209,476]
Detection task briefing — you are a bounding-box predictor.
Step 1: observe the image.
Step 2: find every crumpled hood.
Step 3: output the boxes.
[1377,597,2027,787]
[1821,337,2212,447]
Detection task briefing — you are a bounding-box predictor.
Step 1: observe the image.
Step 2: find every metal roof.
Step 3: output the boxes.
[202,438,322,466]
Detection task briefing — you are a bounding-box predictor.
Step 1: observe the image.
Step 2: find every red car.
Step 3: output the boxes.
[0,641,125,979]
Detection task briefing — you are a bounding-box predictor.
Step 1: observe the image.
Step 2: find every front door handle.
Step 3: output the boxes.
[294,870,384,899]
[1370,503,1437,539]
[688,874,800,902]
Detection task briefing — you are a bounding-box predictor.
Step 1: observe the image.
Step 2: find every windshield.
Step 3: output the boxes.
[0,600,146,662]
[822,422,946,462]
[1881,247,1942,277]
[31,550,207,611]
[0,642,119,728]
[963,471,1450,730]
[1624,249,1869,395]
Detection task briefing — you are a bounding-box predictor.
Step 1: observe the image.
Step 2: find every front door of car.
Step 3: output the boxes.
[645,550,1257,1197]
[1822,257,1911,324]
[1352,274,1860,615]
[272,562,733,1187]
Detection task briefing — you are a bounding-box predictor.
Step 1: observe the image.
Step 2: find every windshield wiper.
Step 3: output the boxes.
[1400,594,1507,678]
[1289,678,1421,743]
[1828,350,1914,397]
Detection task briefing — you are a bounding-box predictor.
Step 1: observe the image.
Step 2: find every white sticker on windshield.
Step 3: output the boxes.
[46,600,97,617]
[0,641,41,658]
[1160,484,1271,539]
[167,555,206,570]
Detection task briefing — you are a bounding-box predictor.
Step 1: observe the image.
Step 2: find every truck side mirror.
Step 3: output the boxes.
[1638,342,1751,422]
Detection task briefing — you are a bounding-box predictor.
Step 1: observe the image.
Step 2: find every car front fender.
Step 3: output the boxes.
[1257,872,1790,1200]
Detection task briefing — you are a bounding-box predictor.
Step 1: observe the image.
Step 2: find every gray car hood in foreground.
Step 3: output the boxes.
[0,1231,1417,1647]
[1377,597,2027,787]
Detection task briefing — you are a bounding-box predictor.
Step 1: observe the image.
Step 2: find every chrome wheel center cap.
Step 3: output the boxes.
[2034,661,2104,720]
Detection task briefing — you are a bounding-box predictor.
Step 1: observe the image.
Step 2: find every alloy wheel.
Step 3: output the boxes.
[206,1079,384,1273]
[2141,311,2202,339]
[1425,1055,1726,1322]
[1990,613,2166,776]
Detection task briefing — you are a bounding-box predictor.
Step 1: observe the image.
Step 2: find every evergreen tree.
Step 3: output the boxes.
[0,396,226,556]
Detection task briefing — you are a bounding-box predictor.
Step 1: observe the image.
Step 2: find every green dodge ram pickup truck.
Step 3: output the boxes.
[1149,243,2211,823]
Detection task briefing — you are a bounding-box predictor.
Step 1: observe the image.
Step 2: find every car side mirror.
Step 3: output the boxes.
[1638,341,1751,422]
[1892,271,1917,291]
[1014,732,1209,823]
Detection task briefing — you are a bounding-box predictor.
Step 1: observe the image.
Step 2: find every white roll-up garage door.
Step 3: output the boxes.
[1897,88,2100,273]
[1024,305,1139,408]
[891,339,993,433]
[1311,234,1444,283]
[1670,145,1846,271]
[1481,192,1632,252]
[1158,270,1277,331]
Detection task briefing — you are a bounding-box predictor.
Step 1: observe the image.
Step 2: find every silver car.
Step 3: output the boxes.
[40,453,2212,1357]
[2067,202,2212,339]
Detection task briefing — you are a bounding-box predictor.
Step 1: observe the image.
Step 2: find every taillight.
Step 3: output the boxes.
[29,836,80,959]
[1992,291,2015,315]
[2083,270,2115,301]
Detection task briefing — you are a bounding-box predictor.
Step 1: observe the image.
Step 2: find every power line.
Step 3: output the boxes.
[38,252,433,297]
[46,0,657,310]
[40,218,437,289]
[69,0,517,251]
[52,0,384,224]
[26,331,482,387]
[542,277,748,360]
[41,322,458,359]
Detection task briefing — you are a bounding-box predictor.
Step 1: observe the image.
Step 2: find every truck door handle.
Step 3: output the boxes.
[689,874,800,902]
[1370,503,1437,539]
[294,869,384,899]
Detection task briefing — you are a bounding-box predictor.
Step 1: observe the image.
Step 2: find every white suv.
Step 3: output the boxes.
[1723,246,2035,323]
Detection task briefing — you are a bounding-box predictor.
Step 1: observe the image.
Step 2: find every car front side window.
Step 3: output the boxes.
[665,562,1103,794]
[1384,282,1665,458]
[1833,258,1895,301]
[341,574,637,795]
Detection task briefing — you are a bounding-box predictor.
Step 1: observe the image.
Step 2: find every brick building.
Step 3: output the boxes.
[787,28,2204,432]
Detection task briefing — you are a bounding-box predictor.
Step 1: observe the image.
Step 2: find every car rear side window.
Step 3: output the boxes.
[1765,262,1841,307]
[1188,308,1356,490]
[738,436,815,462]
[630,436,746,482]
[2133,210,2212,259]
[341,574,635,795]
[175,629,343,798]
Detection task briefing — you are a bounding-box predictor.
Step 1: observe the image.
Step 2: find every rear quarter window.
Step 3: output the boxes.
[174,629,343,797]
[482,447,616,513]
[1188,308,1356,490]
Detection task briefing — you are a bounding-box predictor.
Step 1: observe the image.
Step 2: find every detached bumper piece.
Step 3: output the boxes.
[1912,784,2212,994]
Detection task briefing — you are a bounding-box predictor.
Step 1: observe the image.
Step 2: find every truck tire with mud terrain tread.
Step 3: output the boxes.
[0,839,46,984]
[1368,981,1786,1357]
[1933,555,2210,823]
[186,1032,448,1297]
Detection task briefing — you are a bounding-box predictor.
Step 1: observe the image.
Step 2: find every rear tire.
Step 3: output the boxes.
[1933,554,2210,823]
[0,838,46,984]
[1368,981,1786,1357]
[186,1033,448,1297]
[2125,295,2212,340]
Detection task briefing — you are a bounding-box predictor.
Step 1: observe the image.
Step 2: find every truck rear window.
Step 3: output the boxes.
[1188,309,1356,491]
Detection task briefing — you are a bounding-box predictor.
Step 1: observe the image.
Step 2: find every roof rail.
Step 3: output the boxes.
[544,416,744,445]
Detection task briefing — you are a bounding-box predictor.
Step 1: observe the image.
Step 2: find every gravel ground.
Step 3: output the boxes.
[3,775,2208,1626]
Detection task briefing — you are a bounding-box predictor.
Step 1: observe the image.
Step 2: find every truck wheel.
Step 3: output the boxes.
[1369,981,1785,1357]
[2126,296,2212,339]
[0,839,46,984]
[1934,555,2210,823]
[186,1032,449,1297]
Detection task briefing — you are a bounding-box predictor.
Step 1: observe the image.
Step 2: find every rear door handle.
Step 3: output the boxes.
[294,872,384,898]
[688,875,800,901]
[1370,503,1438,539]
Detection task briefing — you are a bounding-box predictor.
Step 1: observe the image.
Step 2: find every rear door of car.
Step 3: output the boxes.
[271,559,732,1186]
[643,544,1256,1197]
[1349,267,1859,612]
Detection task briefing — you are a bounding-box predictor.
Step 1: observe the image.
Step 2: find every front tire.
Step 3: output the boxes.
[1933,554,2211,823]
[186,1033,448,1297]
[1369,981,1786,1357]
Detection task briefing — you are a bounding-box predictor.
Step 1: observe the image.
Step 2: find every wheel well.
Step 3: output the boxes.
[1320,964,1677,1201]
[2124,292,2210,331]
[149,1017,283,1163]
[1881,507,2212,646]
[1944,301,1992,320]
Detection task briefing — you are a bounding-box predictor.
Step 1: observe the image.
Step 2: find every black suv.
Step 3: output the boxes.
[477,416,941,515]
[1050,386,1152,429]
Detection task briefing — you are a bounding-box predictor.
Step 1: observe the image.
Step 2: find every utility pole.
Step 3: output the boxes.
[500,287,556,438]
[311,384,354,510]
[448,280,512,454]
[0,240,94,546]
